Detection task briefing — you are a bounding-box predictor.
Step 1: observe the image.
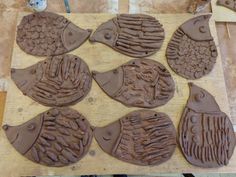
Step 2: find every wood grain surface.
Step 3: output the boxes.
[216,22,236,126]
[0,13,234,176]
[129,0,211,14]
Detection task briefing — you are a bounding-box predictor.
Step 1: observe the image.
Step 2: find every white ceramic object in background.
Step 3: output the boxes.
[27,0,47,12]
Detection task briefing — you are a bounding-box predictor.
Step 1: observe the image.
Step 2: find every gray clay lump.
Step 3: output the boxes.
[90,14,165,58]
[16,12,92,56]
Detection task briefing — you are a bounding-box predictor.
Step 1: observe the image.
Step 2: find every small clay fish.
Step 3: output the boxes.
[188,0,211,13]
[94,110,177,166]
[92,58,175,108]
[3,108,93,167]
[16,12,92,56]
[179,83,236,168]
[90,14,165,58]
[11,54,92,107]
[217,0,236,12]
[166,14,218,80]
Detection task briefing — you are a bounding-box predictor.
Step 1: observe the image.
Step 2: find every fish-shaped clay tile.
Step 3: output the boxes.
[166,15,218,80]
[188,0,211,13]
[179,83,236,168]
[3,108,93,167]
[90,14,165,58]
[92,58,175,108]
[217,0,236,12]
[94,110,177,166]
[16,12,92,56]
[11,54,92,107]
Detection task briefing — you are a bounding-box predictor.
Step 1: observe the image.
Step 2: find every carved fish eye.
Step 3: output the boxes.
[113,69,118,74]
[104,32,112,40]
[30,69,36,74]
[106,130,112,136]
[194,91,205,102]
[199,26,206,33]
[68,31,73,36]
[27,123,36,131]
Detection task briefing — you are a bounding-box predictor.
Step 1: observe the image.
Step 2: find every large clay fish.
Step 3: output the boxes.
[16,12,92,56]
[217,0,236,12]
[94,110,177,166]
[179,83,236,168]
[11,54,92,107]
[166,14,218,80]
[92,58,175,108]
[3,108,93,167]
[90,14,165,58]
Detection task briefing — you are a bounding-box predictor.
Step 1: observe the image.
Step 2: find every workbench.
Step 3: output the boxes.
[0,0,236,176]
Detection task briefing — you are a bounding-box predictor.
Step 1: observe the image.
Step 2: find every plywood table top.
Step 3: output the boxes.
[0,13,235,176]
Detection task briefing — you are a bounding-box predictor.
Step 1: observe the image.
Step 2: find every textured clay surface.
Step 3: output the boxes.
[217,0,236,11]
[188,0,211,13]
[92,58,175,108]
[90,14,165,58]
[16,12,92,56]
[2,108,93,167]
[166,15,218,80]
[11,54,92,107]
[179,83,236,168]
[94,110,177,166]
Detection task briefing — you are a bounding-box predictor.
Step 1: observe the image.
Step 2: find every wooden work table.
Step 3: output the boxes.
[0,0,236,176]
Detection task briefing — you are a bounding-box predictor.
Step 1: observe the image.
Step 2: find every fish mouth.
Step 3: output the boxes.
[2,124,19,144]
[10,132,19,144]
[102,136,111,141]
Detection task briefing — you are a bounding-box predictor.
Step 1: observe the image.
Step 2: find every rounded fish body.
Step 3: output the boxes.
[94,110,177,166]
[92,58,175,108]
[3,108,93,167]
[11,54,92,107]
[217,0,236,12]
[179,83,236,168]
[90,14,165,58]
[166,15,218,79]
[16,12,92,56]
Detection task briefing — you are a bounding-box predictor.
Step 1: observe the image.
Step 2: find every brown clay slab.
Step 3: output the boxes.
[2,107,93,167]
[92,58,175,108]
[166,14,218,80]
[11,54,92,107]
[217,0,236,11]
[90,14,165,58]
[94,110,177,166]
[16,12,92,56]
[179,83,236,168]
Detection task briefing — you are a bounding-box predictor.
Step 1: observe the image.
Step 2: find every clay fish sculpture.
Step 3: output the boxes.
[3,108,93,167]
[11,54,92,107]
[166,14,218,80]
[179,83,236,168]
[16,12,92,56]
[90,14,165,58]
[94,110,177,166]
[188,0,211,13]
[217,0,236,12]
[92,58,175,108]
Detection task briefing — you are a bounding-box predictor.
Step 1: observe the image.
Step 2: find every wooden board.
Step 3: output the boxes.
[0,13,235,176]
[212,0,236,22]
